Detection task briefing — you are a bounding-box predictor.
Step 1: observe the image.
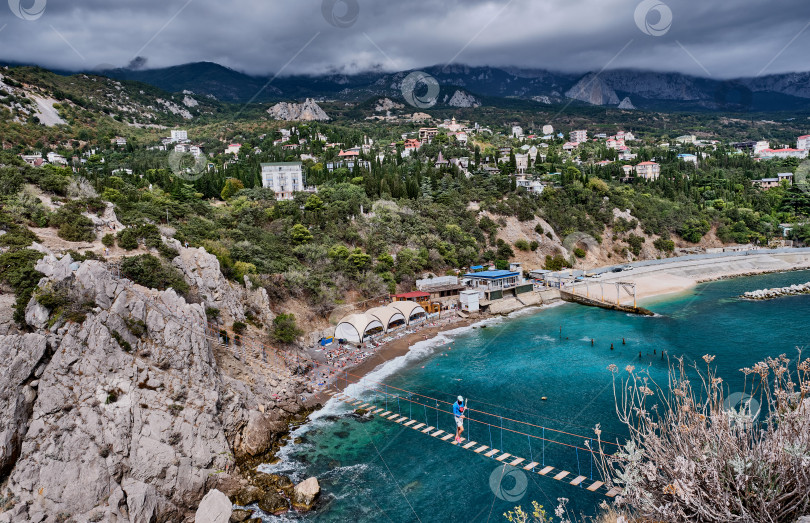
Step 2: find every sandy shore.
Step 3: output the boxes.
[597,250,810,300]
[310,248,810,405]
[309,314,480,404]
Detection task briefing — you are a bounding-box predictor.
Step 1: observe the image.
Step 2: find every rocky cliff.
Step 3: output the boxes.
[444,90,481,108]
[565,73,620,106]
[0,250,309,522]
[267,98,330,121]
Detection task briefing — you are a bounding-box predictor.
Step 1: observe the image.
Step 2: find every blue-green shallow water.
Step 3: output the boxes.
[257,270,810,522]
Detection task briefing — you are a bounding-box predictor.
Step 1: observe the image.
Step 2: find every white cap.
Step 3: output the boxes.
[457,396,464,402]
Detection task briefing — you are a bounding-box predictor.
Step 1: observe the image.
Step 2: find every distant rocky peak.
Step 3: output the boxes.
[267,98,330,121]
[444,90,481,108]
[565,73,620,106]
[618,97,636,110]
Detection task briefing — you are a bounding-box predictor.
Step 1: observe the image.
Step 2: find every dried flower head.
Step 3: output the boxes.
[626,365,636,374]
[702,354,715,364]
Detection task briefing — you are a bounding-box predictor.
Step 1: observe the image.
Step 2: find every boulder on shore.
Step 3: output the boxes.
[195,489,232,523]
[292,477,320,511]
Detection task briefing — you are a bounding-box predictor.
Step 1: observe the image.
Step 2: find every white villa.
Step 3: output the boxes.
[260,162,316,201]
[170,130,188,143]
[635,161,661,180]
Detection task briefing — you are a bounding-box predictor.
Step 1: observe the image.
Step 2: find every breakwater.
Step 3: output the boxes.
[741,282,810,300]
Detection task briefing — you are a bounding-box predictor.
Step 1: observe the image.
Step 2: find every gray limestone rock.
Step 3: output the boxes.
[195,489,232,523]
[292,477,320,511]
[0,334,49,475]
[0,255,306,522]
[172,247,246,322]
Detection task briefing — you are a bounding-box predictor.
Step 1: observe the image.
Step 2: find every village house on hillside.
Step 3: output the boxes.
[260,161,316,200]
[635,161,660,180]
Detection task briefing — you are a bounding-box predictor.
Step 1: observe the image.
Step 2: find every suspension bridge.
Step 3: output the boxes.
[105,264,625,499]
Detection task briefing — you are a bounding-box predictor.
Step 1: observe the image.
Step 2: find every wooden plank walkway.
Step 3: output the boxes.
[327,388,617,497]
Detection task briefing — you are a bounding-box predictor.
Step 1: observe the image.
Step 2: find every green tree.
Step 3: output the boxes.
[120,254,189,294]
[304,194,325,224]
[220,178,245,200]
[347,248,372,272]
[653,237,675,252]
[515,239,530,251]
[271,313,302,343]
[627,234,644,256]
[678,218,710,243]
[290,224,313,245]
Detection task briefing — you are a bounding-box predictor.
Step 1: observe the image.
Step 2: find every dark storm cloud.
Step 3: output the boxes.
[1,0,808,78]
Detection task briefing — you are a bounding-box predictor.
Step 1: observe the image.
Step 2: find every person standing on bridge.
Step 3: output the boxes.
[453,396,466,443]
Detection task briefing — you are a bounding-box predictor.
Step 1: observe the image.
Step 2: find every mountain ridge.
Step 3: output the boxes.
[7,60,810,112]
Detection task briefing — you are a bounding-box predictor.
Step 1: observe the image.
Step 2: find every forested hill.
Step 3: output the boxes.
[1,62,810,337]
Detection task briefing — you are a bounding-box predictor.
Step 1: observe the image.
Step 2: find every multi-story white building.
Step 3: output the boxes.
[418,127,439,143]
[798,135,810,150]
[515,153,529,173]
[174,143,203,157]
[46,152,67,165]
[635,161,661,180]
[260,162,316,200]
[20,153,42,166]
[570,130,587,143]
[515,176,545,194]
[754,140,771,154]
[759,148,809,159]
[512,126,524,139]
[170,130,188,143]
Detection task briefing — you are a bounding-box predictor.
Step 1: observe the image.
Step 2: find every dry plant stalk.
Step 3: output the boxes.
[592,352,810,522]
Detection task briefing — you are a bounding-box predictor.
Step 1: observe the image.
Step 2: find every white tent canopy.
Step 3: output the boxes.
[366,306,407,331]
[389,301,427,324]
[334,313,384,344]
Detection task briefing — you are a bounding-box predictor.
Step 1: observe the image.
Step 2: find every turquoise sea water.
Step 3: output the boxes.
[258,270,810,522]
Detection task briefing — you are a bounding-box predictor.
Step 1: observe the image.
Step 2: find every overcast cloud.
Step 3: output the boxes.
[1,0,809,78]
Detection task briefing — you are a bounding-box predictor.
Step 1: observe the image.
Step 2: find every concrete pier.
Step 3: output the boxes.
[559,290,654,316]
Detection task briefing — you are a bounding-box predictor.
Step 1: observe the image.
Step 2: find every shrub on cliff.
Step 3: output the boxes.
[271,313,302,344]
[47,202,96,243]
[120,254,189,295]
[595,354,810,522]
[0,249,45,325]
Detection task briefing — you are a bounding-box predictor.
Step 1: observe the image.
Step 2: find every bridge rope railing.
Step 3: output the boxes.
[198,319,622,455]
